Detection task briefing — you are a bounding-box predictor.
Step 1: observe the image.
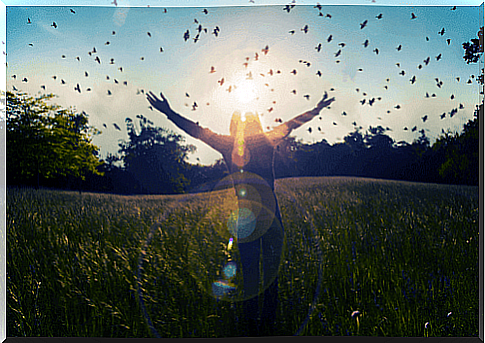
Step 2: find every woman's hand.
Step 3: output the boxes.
[146,91,173,115]
[314,91,335,113]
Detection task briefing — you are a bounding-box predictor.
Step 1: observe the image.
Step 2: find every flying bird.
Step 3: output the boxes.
[440,113,446,119]
[289,30,296,34]
[399,70,405,76]
[363,39,369,48]
[184,30,190,41]
[70,8,75,14]
[446,39,451,45]
[22,77,28,82]
[113,123,121,130]
[316,70,322,77]
[411,13,417,19]
[51,22,57,28]
[459,103,464,109]
[338,43,346,47]
[436,54,442,61]
[360,20,368,29]
[74,83,81,93]
[147,32,152,37]
[327,35,333,43]
[209,66,216,73]
[315,43,322,52]
[422,115,428,122]
[95,56,101,64]
[303,94,310,100]
[410,75,416,84]
[438,28,445,35]
[394,104,401,109]
[262,45,269,55]
[107,90,112,95]
[412,126,417,132]
[301,25,309,33]
[396,45,402,51]
[27,17,32,24]
[203,8,208,14]
[290,69,297,75]
[335,49,341,57]
[376,13,383,19]
[373,48,379,54]
[450,94,454,100]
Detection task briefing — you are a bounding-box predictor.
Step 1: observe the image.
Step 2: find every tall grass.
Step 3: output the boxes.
[6,177,479,337]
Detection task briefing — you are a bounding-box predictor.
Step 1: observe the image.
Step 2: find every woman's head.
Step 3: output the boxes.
[230,111,263,137]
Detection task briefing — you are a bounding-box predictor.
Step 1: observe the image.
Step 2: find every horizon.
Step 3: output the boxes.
[5,3,484,166]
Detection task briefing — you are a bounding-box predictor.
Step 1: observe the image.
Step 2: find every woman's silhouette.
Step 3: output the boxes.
[147,90,335,336]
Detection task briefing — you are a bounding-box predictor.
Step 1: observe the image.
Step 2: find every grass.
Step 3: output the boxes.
[6,176,479,337]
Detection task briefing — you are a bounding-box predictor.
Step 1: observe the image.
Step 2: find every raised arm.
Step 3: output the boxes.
[268,91,335,144]
[146,91,230,153]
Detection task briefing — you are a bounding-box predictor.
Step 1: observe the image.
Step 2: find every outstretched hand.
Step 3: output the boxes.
[314,91,335,112]
[146,91,173,115]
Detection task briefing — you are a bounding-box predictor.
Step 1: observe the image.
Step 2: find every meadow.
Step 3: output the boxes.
[6,176,479,337]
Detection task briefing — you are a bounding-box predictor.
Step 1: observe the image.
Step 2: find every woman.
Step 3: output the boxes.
[146,90,335,336]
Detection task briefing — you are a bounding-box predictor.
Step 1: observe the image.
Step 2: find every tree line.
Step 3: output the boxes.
[5,28,482,193]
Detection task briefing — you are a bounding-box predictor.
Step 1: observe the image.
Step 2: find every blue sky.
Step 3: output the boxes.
[3,1,484,165]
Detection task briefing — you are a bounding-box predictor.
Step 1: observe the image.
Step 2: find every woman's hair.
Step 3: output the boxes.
[230,111,263,137]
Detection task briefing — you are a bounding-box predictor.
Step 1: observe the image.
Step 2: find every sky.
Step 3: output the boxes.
[3,0,484,166]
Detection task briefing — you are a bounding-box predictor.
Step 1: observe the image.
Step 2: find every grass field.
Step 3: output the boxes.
[6,176,479,337]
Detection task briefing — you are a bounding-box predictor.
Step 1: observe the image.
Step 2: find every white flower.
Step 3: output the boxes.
[351,310,360,318]
[424,322,429,329]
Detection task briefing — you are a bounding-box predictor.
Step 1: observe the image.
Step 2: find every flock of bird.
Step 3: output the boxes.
[8,2,480,140]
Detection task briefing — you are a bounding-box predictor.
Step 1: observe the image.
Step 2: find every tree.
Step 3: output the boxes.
[118,114,196,194]
[6,91,103,188]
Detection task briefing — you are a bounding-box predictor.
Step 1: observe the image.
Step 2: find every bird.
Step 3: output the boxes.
[303,94,310,100]
[396,45,402,51]
[436,54,442,61]
[75,56,80,61]
[203,8,208,14]
[425,92,429,98]
[404,127,408,131]
[107,90,112,95]
[363,39,369,48]
[422,115,428,122]
[316,70,322,77]
[110,58,115,64]
[27,17,32,24]
[333,122,338,125]
[147,32,152,37]
[360,99,366,105]
[411,13,417,19]
[118,67,123,72]
[192,102,198,111]
[369,98,376,106]
[451,6,456,10]
[184,30,190,41]
[283,4,295,13]
[40,85,46,90]
[106,75,110,80]
[358,68,363,72]
[291,69,297,75]
[438,28,445,35]
[61,55,66,58]
[327,35,333,43]
[70,8,76,14]
[51,22,57,28]
[289,30,296,35]
[301,25,309,33]
[254,52,259,61]
[218,78,224,86]
[291,89,297,94]
[262,45,269,55]
[410,75,416,84]
[449,108,457,117]
[113,123,121,130]
[160,47,164,52]
[28,43,33,47]
[418,64,422,69]
[376,13,383,19]
[74,83,81,93]
[446,39,451,45]
[360,20,368,29]
[373,48,379,54]
[338,43,346,47]
[456,77,460,82]
[440,113,446,119]
[459,103,464,109]
[335,49,341,57]
[112,31,116,35]
[394,104,401,109]
[396,63,400,67]
[123,81,127,86]
[86,88,91,91]
[114,79,119,84]
[315,43,322,52]
[450,94,454,100]
[22,77,28,82]
[341,111,347,116]
[61,79,66,84]
[424,56,430,65]
[314,3,323,10]
[399,70,405,76]
[326,13,332,18]
[307,127,312,133]
[95,56,101,64]
[412,126,417,132]
[426,36,429,41]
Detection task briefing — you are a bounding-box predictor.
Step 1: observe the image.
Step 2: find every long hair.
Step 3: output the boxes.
[230,111,263,137]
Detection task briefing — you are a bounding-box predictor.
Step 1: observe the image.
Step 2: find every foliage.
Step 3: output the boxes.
[117,114,197,194]
[6,91,103,187]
